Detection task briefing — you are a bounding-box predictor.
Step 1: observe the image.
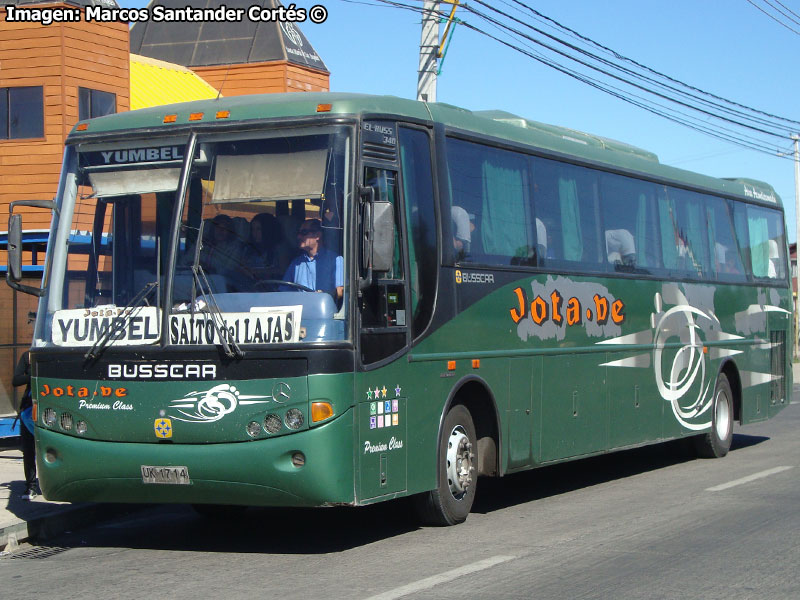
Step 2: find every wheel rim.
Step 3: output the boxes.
[714,389,731,440]
[445,425,474,500]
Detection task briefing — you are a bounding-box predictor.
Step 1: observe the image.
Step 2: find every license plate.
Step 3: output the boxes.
[141,465,191,485]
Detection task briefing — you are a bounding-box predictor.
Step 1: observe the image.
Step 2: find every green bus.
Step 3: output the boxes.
[8,93,792,525]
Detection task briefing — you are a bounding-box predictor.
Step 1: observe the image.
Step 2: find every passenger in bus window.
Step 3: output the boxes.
[451,206,471,259]
[242,212,286,282]
[284,219,344,301]
[605,228,636,267]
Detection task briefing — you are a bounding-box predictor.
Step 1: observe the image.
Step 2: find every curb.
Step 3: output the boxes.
[0,502,145,552]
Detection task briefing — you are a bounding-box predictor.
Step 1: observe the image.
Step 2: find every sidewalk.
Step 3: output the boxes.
[0,432,140,552]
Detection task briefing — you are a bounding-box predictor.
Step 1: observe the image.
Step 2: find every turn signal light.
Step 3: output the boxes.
[311,401,334,423]
[447,360,456,371]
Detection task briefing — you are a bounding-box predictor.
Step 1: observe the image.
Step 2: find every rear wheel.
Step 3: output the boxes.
[694,373,734,458]
[413,404,477,526]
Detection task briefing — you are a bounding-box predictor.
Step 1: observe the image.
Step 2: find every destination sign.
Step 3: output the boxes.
[52,306,303,346]
[169,307,302,345]
[52,307,160,347]
[80,145,185,167]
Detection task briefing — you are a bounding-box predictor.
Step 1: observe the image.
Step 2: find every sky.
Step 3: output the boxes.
[120,0,800,242]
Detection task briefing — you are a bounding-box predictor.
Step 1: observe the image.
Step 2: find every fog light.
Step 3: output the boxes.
[60,412,73,431]
[264,414,282,434]
[285,409,304,430]
[75,420,87,435]
[291,452,305,467]
[43,408,57,427]
[44,448,58,463]
[246,421,261,438]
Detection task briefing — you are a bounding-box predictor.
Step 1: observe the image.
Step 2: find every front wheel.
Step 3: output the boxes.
[413,404,478,526]
[694,373,734,458]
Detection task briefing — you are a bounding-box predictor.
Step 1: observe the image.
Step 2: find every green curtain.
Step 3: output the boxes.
[685,202,708,274]
[748,215,770,277]
[635,193,648,267]
[558,177,583,261]
[481,161,527,257]
[658,195,678,270]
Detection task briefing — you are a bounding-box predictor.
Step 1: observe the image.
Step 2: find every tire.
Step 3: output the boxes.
[694,373,734,458]
[413,404,478,526]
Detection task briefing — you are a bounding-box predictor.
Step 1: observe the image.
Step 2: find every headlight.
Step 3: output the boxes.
[246,421,261,438]
[60,412,73,431]
[284,408,304,430]
[263,414,282,434]
[43,408,57,428]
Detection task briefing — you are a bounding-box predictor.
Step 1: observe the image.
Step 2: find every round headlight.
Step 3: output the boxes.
[60,412,73,431]
[75,420,88,435]
[264,414,282,434]
[246,421,261,438]
[285,408,304,430]
[43,408,57,428]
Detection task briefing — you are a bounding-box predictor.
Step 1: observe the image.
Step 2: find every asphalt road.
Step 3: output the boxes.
[2,397,798,599]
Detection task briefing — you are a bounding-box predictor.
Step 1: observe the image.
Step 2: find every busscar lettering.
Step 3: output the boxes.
[510,287,625,328]
[107,363,217,379]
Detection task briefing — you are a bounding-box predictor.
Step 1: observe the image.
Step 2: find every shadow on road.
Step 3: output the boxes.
[27,433,770,555]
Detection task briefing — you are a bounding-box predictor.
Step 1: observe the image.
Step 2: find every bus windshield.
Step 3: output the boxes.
[35,125,351,348]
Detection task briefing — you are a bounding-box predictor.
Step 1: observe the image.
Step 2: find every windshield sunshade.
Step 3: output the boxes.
[212,149,328,203]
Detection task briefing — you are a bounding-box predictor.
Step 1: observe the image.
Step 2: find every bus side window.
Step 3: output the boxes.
[399,127,437,339]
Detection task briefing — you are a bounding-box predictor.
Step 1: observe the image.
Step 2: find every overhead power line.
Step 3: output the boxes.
[357,0,797,159]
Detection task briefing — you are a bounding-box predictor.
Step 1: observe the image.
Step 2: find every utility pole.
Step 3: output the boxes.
[793,134,800,360]
[417,0,440,102]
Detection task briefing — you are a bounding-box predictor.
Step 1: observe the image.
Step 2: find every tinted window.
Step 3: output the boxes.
[399,127,437,338]
[706,197,746,282]
[2,87,43,139]
[79,87,116,120]
[446,138,534,265]
[532,157,602,270]
[740,204,787,280]
[658,187,711,279]
[598,172,661,273]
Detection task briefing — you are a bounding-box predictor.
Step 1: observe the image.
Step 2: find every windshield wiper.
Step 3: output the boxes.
[84,281,159,362]
[190,264,243,359]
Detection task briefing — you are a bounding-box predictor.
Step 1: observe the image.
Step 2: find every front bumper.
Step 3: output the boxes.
[36,408,355,507]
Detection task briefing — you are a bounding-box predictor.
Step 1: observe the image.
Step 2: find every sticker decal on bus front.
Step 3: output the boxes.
[165,382,288,423]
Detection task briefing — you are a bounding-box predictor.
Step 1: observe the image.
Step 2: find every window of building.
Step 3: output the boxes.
[1,86,44,139]
[78,88,116,120]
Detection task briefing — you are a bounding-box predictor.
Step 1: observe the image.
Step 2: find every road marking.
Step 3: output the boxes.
[361,555,516,600]
[706,466,794,492]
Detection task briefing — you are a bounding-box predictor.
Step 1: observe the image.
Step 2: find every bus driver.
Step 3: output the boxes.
[283,218,344,301]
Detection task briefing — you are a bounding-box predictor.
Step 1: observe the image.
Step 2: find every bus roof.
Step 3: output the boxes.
[67,91,782,208]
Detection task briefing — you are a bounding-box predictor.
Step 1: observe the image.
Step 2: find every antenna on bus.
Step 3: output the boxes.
[216,63,231,101]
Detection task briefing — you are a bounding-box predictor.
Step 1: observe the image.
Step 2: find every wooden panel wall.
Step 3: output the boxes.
[192,61,329,97]
[0,4,129,259]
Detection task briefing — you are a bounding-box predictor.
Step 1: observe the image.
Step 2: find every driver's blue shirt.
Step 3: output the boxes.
[283,248,343,292]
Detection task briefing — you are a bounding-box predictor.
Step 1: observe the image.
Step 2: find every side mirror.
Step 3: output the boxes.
[371,201,395,273]
[7,214,22,283]
[6,199,57,297]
